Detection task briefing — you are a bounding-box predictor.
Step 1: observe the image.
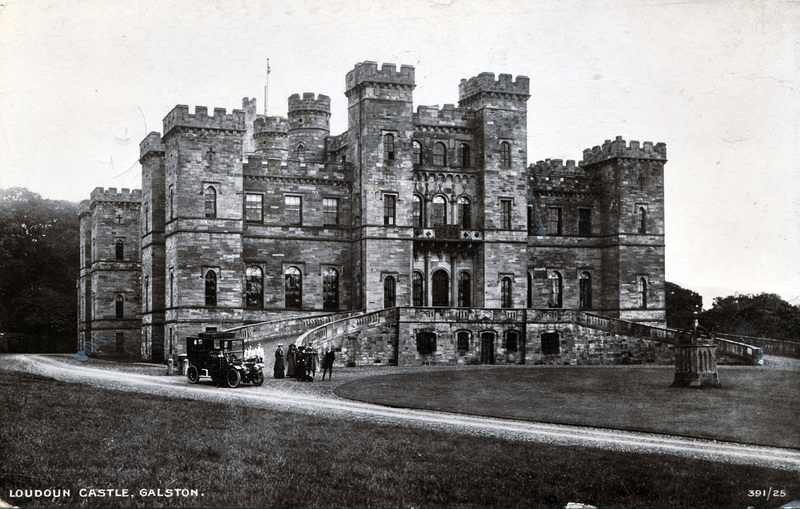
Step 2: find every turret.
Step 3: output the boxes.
[254,116,289,162]
[287,93,330,164]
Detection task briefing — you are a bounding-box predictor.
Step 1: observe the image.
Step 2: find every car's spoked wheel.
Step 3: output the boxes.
[226,368,241,388]
[187,365,199,384]
[252,370,264,387]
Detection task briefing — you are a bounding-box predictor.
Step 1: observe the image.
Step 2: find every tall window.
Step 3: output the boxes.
[143,203,149,232]
[505,331,519,353]
[144,276,149,311]
[413,141,422,165]
[323,268,339,311]
[432,196,447,226]
[549,272,563,308]
[169,185,174,221]
[115,294,124,318]
[457,143,470,168]
[457,272,471,308]
[457,331,470,353]
[383,276,396,308]
[323,198,339,226]
[500,199,512,229]
[579,272,592,310]
[412,195,423,228]
[285,266,302,309]
[412,271,424,307]
[500,141,511,168]
[384,133,395,161]
[169,269,174,308]
[384,195,396,226]
[579,208,592,236]
[433,142,446,166]
[205,270,217,306]
[639,277,648,308]
[296,144,305,161]
[527,272,533,308]
[245,266,263,308]
[285,196,302,225]
[501,277,512,308]
[458,197,471,229]
[115,239,124,260]
[204,186,217,218]
[547,207,562,236]
[638,207,647,234]
[432,270,449,307]
[245,194,263,223]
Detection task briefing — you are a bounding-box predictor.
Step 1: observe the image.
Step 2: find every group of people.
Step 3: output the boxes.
[273,343,336,381]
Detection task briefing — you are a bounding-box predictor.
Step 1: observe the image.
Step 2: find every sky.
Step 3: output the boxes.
[0,0,798,309]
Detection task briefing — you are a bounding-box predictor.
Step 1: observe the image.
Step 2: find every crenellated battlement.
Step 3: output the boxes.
[139,131,164,159]
[254,116,289,134]
[345,61,415,93]
[288,93,331,115]
[529,159,594,194]
[89,187,142,204]
[413,104,471,128]
[163,104,245,136]
[458,72,530,102]
[581,136,667,166]
[531,158,581,175]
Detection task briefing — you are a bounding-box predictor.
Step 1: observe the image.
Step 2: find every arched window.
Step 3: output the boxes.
[548,272,562,308]
[204,186,217,218]
[115,294,124,318]
[205,270,217,306]
[457,331,470,353]
[383,275,396,309]
[412,195,424,228]
[579,272,592,310]
[296,143,305,161]
[433,142,446,166]
[501,277,512,309]
[412,271,424,307]
[457,271,471,308]
[457,196,471,229]
[285,266,302,309]
[500,141,511,168]
[115,239,124,261]
[432,270,449,307]
[384,133,395,161]
[527,272,533,308]
[412,141,422,165]
[457,143,470,168]
[245,266,263,308]
[432,195,447,226]
[639,277,648,308]
[638,207,647,234]
[323,268,339,311]
[505,331,519,353]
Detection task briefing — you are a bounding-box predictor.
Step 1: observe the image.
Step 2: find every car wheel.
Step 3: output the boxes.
[251,370,264,387]
[187,365,199,384]
[226,368,241,388]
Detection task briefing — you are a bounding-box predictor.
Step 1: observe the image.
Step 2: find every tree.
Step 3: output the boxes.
[665,281,703,330]
[0,188,79,350]
[701,293,800,341]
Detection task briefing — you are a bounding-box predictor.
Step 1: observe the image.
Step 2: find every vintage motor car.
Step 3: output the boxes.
[185,331,264,388]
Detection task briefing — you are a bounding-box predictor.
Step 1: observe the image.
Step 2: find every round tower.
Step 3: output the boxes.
[254,116,289,162]
[287,93,330,163]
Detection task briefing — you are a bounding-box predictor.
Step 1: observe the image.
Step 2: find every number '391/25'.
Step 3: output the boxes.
[748,489,786,498]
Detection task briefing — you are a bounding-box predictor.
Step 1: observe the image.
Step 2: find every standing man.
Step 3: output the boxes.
[322,349,336,380]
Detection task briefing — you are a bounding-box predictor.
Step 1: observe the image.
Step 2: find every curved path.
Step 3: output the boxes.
[3,354,799,471]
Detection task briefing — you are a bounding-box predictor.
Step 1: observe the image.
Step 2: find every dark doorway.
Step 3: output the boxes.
[432,270,449,307]
[541,332,560,355]
[480,332,495,364]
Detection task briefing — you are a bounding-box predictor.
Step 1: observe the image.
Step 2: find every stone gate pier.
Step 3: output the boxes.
[672,315,720,388]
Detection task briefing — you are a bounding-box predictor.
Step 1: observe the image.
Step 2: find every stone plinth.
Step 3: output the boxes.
[672,341,720,387]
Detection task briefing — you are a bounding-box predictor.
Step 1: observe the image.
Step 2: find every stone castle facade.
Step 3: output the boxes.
[77,61,666,363]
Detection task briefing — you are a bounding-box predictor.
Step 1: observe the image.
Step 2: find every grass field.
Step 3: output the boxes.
[1,369,798,509]
[336,366,800,449]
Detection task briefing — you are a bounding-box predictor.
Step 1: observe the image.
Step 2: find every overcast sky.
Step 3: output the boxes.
[0,0,798,308]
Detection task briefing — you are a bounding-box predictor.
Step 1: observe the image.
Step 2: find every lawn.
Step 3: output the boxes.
[335,366,800,449]
[1,369,798,509]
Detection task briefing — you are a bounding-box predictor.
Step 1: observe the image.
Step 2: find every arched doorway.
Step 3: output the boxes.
[480,332,495,364]
[432,269,449,307]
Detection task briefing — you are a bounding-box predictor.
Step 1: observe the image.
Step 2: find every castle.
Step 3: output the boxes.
[77,61,666,365]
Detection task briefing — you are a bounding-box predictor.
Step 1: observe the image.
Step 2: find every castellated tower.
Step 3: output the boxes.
[346,62,416,311]
[161,105,246,356]
[77,188,142,358]
[459,73,530,308]
[253,116,289,162]
[288,93,330,164]
[582,137,666,325]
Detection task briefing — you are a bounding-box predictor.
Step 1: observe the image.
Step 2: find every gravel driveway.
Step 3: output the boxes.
[3,353,799,471]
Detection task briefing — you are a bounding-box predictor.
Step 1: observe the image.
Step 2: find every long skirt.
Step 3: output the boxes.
[287,352,296,377]
[274,356,285,378]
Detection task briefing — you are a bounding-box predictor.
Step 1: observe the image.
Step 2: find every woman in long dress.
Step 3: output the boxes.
[273,345,285,379]
[286,344,296,378]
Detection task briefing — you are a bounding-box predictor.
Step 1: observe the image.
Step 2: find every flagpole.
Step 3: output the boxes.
[264,59,270,116]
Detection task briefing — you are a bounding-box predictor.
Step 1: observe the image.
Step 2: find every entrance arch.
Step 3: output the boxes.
[432,269,449,307]
[480,331,495,364]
